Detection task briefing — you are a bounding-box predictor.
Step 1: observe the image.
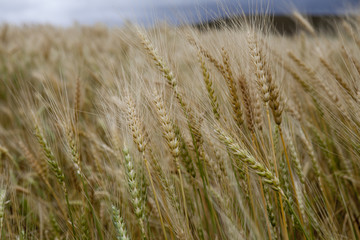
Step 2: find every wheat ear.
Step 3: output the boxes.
[288,51,349,119]
[239,75,255,133]
[125,95,168,240]
[248,32,289,238]
[139,30,221,234]
[215,128,283,194]
[188,36,226,76]
[19,141,68,219]
[198,52,220,120]
[152,90,190,234]
[221,47,244,127]
[319,56,355,100]
[34,125,76,237]
[292,11,316,36]
[122,147,146,239]
[112,205,130,240]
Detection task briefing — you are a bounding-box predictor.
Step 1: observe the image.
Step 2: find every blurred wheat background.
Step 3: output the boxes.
[1,9,360,240]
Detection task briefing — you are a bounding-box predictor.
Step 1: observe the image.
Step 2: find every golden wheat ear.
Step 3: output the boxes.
[238,75,255,133]
[198,52,220,120]
[292,11,316,36]
[221,47,244,128]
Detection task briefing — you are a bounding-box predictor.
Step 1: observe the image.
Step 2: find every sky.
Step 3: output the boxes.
[0,0,359,26]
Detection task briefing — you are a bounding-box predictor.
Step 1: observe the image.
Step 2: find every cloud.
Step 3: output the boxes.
[0,0,218,25]
[0,0,358,26]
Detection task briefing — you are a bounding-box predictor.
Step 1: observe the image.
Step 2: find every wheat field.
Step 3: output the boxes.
[0,15,360,239]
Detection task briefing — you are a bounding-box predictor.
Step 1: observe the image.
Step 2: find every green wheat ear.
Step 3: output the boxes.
[215,128,284,195]
[112,205,130,240]
[34,125,65,188]
[122,146,146,240]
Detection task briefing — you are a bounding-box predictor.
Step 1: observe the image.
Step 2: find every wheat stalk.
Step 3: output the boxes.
[0,188,5,237]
